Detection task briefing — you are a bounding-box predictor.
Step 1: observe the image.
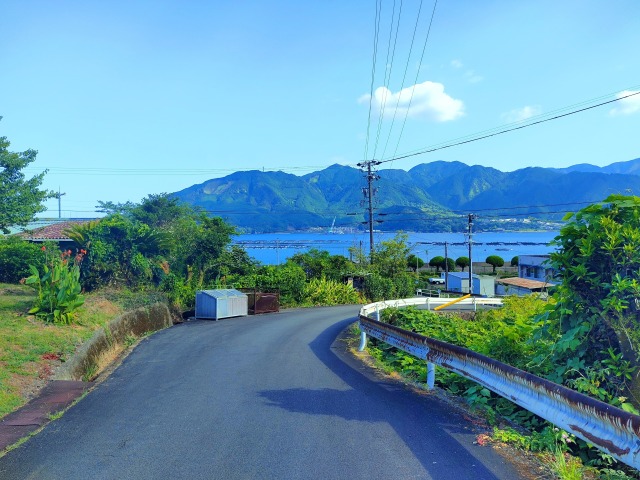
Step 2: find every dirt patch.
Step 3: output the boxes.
[5,355,67,405]
[82,298,122,319]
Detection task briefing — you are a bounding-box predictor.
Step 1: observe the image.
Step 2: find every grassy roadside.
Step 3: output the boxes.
[0,283,165,419]
[353,302,640,480]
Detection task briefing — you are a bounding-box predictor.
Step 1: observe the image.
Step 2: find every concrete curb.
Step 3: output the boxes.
[1,303,173,453]
[55,302,173,381]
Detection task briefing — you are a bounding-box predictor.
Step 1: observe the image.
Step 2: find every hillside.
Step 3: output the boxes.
[172,158,640,233]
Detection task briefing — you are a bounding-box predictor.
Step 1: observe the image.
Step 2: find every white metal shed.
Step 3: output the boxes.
[195,289,248,320]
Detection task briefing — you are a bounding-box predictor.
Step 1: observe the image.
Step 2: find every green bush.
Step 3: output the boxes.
[241,262,307,307]
[160,272,196,310]
[0,237,46,283]
[392,273,415,299]
[25,246,85,324]
[301,278,363,306]
[368,297,551,424]
[363,273,394,301]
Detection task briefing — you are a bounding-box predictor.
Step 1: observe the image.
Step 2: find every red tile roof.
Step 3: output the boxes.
[496,277,551,290]
[20,220,94,241]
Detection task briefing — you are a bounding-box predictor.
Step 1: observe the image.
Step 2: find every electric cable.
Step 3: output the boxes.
[389,0,438,162]
[363,0,383,162]
[379,90,640,164]
[375,0,424,161]
[371,0,401,160]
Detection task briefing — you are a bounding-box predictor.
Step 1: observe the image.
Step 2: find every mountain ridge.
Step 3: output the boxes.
[172,158,640,233]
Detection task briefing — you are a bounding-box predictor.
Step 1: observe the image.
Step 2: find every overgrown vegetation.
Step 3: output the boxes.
[25,246,85,324]
[535,195,640,403]
[0,284,129,417]
[362,195,640,477]
[367,298,640,477]
[0,237,46,283]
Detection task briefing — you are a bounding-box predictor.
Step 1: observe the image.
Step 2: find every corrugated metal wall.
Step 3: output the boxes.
[195,289,248,320]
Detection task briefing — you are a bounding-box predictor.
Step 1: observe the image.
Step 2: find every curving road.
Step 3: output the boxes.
[0,306,525,479]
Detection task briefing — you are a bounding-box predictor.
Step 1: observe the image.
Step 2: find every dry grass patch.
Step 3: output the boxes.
[0,284,129,418]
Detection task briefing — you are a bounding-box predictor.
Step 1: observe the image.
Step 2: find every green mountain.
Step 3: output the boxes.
[172,158,640,233]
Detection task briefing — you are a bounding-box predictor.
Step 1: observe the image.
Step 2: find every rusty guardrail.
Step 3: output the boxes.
[358,299,640,470]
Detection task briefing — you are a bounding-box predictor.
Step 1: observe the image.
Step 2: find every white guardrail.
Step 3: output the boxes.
[358,297,640,470]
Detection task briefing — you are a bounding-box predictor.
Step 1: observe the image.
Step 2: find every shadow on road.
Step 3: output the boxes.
[258,315,517,480]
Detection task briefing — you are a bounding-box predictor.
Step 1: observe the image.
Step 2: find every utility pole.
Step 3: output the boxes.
[444,241,449,291]
[357,160,381,263]
[468,214,475,294]
[55,187,66,219]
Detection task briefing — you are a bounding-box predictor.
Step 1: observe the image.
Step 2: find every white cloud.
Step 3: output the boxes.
[359,81,464,122]
[501,105,542,123]
[451,59,463,69]
[609,90,640,116]
[464,70,483,83]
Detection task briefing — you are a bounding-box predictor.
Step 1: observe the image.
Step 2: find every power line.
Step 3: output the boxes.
[363,0,383,162]
[383,84,640,160]
[376,0,424,161]
[389,0,438,162]
[448,200,597,214]
[379,90,640,164]
[371,0,401,160]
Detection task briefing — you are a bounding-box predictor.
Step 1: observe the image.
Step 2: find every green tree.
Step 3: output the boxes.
[363,273,394,302]
[455,256,470,271]
[407,254,425,272]
[131,194,196,228]
[372,233,411,278]
[218,246,259,280]
[0,128,54,233]
[429,256,445,272]
[510,256,519,267]
[444,257,455,272]
[289,249,352,281]
[485,255,504,273]
[536,195,640,405]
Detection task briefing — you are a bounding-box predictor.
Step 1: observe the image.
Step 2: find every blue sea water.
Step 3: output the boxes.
[233,230,559,265]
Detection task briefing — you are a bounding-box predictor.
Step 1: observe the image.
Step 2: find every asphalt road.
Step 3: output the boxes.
[0,306,525,479]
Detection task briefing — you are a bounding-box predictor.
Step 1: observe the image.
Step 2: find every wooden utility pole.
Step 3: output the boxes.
[468,214,475,294]
[444,241,449,291]
[56,187,66,219]
[357,160,381,263]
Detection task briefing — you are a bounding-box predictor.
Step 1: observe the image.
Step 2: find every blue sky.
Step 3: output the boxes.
[2,0,639,218]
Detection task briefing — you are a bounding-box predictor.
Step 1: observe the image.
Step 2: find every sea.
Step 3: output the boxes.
[233,230,559,265]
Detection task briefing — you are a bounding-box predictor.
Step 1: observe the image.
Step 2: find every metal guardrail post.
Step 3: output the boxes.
[426,362,435,389]
[358,330,367,352]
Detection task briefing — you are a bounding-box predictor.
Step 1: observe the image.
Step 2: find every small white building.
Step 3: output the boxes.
[443,272,495,297]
